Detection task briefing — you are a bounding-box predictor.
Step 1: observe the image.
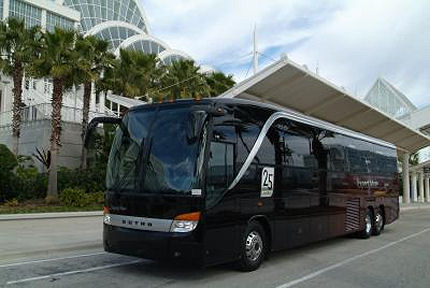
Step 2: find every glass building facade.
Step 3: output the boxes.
[364,78,417,118]
[64,0,190,62]
[46,11,75,32]
[9,0,42,28]
[127,38,166,55]
[64,0,148,33]
[0,0,190,63]
[93,25,140,51]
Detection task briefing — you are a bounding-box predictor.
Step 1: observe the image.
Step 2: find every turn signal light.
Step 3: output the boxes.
[174,212,201,221]
[103,206,110,215]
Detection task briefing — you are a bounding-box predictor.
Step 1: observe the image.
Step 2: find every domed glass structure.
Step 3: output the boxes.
[64,0,149,33]
[64,0,189,63]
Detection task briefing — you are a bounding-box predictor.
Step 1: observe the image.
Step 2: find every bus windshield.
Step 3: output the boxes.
[106,105,208,195]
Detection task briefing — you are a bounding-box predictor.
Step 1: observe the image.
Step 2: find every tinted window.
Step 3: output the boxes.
[234,105,268,167]
[320,132,347,172]
[273,119,317,189]
[254,130,276,165]
[345,138,373,174]
[106,106,208,195]
[372,145,397,176]
[106,110,156,191]
[206,142,235,206]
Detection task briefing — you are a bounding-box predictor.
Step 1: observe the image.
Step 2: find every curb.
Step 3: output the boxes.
[400,205,430,212]
[0,211,103,221]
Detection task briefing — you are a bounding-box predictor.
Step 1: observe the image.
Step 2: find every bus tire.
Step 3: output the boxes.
[237,221,266,271]
[372,209,384,236]
[358,208,374,239]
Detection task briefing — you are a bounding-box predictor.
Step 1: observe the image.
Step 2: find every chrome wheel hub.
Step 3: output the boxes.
[365,214,372,234]
[375,213,383,231]
[245,231,263,262]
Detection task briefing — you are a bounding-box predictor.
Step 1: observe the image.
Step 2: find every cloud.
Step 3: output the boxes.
[142,0,430,107]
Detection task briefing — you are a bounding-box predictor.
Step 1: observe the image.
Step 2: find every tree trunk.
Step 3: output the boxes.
[81,81,92,170]
[11,62,23,155]
[47,77,63,200]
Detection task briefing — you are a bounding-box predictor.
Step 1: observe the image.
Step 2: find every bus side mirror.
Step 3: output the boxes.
[84,116,122,149]
[208,106,227,116]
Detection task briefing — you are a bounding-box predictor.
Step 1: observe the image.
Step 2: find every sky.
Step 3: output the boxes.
[142,0,430,108]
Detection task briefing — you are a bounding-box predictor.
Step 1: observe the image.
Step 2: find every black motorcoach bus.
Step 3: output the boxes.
[90,98,399,271]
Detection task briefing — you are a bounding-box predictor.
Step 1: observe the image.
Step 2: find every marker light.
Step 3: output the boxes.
[170,212,201,232]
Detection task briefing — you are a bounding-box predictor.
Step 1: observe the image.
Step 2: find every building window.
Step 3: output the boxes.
[25,79,30,90]
[44,79,52,94]
[0,0,3,21]
[9,0,42,28]
[46,12,75,32]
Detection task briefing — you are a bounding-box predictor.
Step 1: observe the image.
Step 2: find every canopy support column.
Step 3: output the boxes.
[411,172,418,203]
[425,176,430,203]
[402,153,410,204]
[419,171,425,202]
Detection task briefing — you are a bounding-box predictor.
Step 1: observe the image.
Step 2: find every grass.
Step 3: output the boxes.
[0,199,102,214]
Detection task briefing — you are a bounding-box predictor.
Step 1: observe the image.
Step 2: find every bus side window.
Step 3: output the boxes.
[206,141,234,206]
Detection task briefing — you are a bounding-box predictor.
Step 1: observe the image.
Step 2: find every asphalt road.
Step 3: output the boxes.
[1,210,429,288]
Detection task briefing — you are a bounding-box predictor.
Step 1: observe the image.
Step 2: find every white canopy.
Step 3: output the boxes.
[219,56,430,153]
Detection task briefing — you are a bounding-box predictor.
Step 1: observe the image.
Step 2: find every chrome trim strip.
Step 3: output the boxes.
[228,112,285,190]
[228,111,396,191]
[104,214,173,232]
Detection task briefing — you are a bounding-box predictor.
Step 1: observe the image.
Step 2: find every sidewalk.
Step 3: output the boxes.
[400,202,430,212]
[0,215,102,263]
[0,211,102,221]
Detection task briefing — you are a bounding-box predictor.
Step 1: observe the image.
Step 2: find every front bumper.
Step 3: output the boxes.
[103,224,204,263]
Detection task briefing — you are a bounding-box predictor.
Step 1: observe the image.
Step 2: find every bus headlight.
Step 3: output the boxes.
[170,212,200,233]
[103,206,111,225]
[170,220,198,232]
[103,214,112,225]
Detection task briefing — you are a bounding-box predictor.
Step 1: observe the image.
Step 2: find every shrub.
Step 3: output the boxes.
[0,144,19,202]
[4,198,19,207]
[58,166,106,194]
[0,144,18,170]
[15,161,47,200]
[87,192,104,204]
[60,187,89,207]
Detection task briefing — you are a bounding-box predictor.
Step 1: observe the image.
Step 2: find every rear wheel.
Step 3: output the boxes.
[372,209,384,236]
[237,222,266,271]
[358,208,374,239]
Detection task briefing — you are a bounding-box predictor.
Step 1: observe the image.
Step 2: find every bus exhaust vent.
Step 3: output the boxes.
[345,198,360,232]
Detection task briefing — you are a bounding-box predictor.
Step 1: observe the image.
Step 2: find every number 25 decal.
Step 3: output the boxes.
[261,167,274,197]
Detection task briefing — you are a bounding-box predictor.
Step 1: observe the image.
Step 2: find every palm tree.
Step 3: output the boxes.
[75,35,115,169]
[0,18,42,155]
[158,59,210,101]
[31,27,77,201]
[205,71,235,97]
[111,49,161,100]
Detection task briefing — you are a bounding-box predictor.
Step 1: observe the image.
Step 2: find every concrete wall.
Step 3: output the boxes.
[0,120,83,171]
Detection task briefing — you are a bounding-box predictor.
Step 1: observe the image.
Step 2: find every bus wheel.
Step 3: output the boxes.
[358,208,374,239]
[372,209,384,236]
[237,222,266,271]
